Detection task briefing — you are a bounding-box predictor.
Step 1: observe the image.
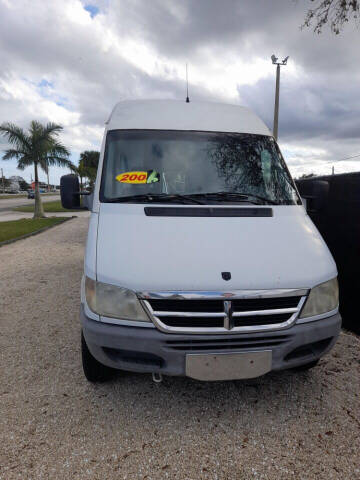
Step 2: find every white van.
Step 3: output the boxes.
[61,100,341,382]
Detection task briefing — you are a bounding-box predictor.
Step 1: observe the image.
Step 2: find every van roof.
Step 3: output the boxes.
[107,99,272,136]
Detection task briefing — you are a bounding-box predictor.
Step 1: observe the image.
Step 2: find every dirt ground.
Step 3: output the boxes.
[0,217,359,480]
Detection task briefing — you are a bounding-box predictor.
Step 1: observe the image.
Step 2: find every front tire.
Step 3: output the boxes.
[81,332,116,382]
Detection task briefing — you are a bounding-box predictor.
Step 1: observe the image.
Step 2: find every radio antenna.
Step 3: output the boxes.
[186,63,190,103]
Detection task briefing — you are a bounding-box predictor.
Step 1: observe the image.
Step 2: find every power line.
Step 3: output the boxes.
[325,152,360,164]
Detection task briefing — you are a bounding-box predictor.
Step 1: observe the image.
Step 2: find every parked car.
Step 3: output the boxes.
[61,100,341,383]
[27,190,35,199]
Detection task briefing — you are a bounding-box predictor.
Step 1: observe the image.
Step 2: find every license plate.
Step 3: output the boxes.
[185,351,272,381]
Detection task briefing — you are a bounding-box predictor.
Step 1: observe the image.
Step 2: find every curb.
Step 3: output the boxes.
[0,216,77,248]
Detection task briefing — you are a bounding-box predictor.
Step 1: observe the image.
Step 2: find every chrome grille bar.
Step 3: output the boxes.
[139,288,308,300]
[152,311,226,318]
[232,307,298,317]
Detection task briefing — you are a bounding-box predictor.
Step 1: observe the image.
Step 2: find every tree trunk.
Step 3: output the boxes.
[47,162,50,192]
[33,161,45,219]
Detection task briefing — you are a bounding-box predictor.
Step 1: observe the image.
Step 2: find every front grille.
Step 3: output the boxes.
[143,293,306,333]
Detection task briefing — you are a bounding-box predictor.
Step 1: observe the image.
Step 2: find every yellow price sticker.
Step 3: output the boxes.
[116,170,160,184]
[116,172,148,184]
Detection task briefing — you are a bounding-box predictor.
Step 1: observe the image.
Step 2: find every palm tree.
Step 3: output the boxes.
[68,160,87,191]
[0,121,70,218]
[80,151,100,189]
[69,151,99,191]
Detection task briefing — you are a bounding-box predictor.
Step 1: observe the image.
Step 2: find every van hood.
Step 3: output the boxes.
[96,204,337,292]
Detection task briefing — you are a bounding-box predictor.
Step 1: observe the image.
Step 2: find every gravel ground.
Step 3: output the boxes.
[0,216,359,480]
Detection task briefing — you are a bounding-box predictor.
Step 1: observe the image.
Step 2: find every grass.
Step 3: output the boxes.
[0,217,68,243]
[14,200,82,213]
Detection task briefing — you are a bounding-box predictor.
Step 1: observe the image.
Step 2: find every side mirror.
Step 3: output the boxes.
[60,174,81,209]
[296,179,329,213]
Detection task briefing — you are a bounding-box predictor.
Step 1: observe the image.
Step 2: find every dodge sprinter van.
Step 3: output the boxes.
[61,100,341,382]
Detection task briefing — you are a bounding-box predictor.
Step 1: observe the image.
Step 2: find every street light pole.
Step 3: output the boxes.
[273,63,280,141]
[271,54,289,141]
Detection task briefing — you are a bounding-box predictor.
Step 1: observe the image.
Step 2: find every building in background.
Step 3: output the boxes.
[9,175,29,192]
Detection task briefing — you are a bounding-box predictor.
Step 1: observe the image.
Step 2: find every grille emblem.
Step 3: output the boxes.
[221,271,231,281]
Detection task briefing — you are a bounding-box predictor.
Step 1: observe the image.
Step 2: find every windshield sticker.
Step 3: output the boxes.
[116,170,160,184]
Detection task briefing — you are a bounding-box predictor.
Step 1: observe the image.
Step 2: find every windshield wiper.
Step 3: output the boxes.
[106,191,277,205]
[106,193,205,205]
[186,191,278,205]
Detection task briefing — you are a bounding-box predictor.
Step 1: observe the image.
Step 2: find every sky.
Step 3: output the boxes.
[1,0,360,185]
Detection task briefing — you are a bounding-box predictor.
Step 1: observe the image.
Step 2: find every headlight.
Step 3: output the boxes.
[299,277,339,319]
[85,277,150,321]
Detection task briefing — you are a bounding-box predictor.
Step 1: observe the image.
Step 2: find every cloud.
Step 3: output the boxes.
[239,71,360,142]
[0,0,360,183]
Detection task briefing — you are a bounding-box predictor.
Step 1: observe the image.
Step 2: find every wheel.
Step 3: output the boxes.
[81,332,116,382]
[292,359,319,372]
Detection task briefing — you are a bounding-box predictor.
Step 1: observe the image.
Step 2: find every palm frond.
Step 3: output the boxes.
[80,150,100,168]
[17,155,36,168]
[67,160,78,173]
[0,122,31,152]
[16,161,27,171]
[41,141,70,168]
[44,122,63,136]
[49,142,70,157]
[38,122,64,146]
[29,120,43,144]
[2,149,25,161]
[45,155,72,167]
[28,122,68,163]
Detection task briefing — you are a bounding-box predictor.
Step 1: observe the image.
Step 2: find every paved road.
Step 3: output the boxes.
[0,194,59,212]
[0,217,359,479]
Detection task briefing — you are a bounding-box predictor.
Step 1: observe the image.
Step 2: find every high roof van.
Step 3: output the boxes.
[61,100,341,382]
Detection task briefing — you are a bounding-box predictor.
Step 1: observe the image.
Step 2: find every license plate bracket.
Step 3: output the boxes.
[185,350,272,381]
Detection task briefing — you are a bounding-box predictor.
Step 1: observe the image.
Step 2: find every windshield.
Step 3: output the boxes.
[100,130,300,205]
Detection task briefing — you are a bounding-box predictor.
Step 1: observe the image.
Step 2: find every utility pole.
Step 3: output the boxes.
[1,168,5,193]
[271,54,289,141]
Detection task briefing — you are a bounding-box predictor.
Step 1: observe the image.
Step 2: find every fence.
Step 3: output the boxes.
[296,172,360,333]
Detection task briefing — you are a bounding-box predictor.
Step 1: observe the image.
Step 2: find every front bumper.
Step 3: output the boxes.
[81,305,341,378]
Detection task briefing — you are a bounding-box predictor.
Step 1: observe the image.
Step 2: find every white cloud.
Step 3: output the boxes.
[0,0,360,184]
